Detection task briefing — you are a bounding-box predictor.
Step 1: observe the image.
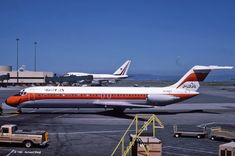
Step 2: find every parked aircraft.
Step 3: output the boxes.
[64,60,131,85]
[5,65,233,113]
[45,75,93,86]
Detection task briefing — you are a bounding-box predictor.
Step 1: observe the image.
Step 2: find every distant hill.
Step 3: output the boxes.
[129,74,235,82]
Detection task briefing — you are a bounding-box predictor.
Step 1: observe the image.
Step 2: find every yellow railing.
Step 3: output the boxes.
[111,114,164,156]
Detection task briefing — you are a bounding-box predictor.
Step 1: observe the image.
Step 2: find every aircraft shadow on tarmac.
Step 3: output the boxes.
[7,109,220,121]
[98,109,220,120]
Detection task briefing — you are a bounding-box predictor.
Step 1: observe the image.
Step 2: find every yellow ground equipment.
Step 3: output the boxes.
[111,114,164,156]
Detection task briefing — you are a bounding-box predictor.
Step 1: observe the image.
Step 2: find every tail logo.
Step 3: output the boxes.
[181,82,197,89]
[113,60,131,76]
[171,65,233,91]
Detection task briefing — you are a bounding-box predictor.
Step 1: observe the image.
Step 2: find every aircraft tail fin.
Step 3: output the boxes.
[171,65,233,91]
[113,60,131,75]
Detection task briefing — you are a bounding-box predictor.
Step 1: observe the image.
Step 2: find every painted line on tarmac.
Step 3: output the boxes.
[55,118,133,121]
[197,122,235,128]
[163,146,217,155]
[197,122,216,128]
[1,111,19,114]
[27,110,37,113]
[52,116,133,121]
[50,129,135,135]
[6,149,15,156]
[163,151,189,156]
[55,114,68,118]
[0,114,19,118]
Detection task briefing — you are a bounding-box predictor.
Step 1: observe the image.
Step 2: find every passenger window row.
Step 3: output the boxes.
[37,94,146,97]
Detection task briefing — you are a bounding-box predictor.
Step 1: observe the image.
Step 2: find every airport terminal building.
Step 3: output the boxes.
[0,65,54,85]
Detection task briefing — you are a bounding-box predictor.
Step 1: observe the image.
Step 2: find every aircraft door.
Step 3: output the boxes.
[27,89,35,102]
[0,128,11,142]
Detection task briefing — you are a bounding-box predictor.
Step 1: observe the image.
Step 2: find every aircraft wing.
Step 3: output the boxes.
[92,101,153,108]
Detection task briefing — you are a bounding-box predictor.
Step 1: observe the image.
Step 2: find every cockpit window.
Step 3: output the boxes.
[19,90,23,95]
[19,90,27,96]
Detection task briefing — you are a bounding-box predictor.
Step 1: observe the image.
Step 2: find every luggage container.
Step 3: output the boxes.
[219,141,235,156]
[130,134,162,156]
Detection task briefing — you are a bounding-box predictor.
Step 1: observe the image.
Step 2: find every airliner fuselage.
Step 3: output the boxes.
[5,86,198,109]
[5,65,233,112]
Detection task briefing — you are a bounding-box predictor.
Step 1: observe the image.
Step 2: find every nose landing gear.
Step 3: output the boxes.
[17,106,22,114]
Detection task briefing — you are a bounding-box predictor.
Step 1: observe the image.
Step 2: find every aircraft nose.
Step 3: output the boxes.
[5,96,21,107]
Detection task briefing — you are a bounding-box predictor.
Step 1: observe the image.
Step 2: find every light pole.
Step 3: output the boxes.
[34,42,37,71]
[16,38,19,84]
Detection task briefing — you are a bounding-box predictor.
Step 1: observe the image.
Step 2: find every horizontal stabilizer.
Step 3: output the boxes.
[171,65,233,91]
[192,65,233,71]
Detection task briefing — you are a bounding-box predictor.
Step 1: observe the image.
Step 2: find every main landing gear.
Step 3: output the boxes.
[17,107,22,114]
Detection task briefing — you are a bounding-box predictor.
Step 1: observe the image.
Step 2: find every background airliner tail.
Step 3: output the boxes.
[113,60,131,75]
[171,65,233,91]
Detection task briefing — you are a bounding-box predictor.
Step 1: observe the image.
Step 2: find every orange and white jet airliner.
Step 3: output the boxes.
[5,65,233,113]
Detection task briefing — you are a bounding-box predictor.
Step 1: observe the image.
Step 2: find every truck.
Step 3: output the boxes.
[210,127,235,141]
[0,124,49,148]
[173,125,207,139]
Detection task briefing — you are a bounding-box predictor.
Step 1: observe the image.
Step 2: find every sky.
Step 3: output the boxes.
[0,0,235,76]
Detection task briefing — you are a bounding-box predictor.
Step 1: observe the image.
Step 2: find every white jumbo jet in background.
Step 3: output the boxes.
[5,65,233,113]
[64,60,131,85]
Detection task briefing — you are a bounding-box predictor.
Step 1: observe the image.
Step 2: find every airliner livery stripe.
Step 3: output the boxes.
[33,93,148,100]
[120,63,128,75]
[177,72,209,88]
[170,93,198,99]
[6,93,148,107]
[5,92,198,107]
